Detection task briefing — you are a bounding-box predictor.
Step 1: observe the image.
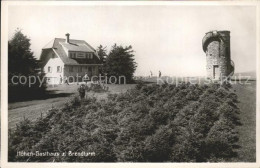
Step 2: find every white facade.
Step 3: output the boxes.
[43,51,64,84]
[43,50,100,85]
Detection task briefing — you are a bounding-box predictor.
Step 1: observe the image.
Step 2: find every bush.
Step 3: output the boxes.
[9,83,240,162]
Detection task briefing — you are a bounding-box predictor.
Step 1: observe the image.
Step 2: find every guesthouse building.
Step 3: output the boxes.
[40,33,102,84]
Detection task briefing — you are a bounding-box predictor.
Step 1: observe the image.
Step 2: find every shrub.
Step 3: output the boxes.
[9,83,240,162]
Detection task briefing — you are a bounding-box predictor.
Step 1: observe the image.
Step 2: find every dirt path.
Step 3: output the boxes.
[8,85,77,129]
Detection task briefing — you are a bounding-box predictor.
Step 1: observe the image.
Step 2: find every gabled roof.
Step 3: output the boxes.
[40,38,100,65]
[43,39,55,49]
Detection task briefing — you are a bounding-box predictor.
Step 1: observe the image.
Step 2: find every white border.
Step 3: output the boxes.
[1,1,260,168]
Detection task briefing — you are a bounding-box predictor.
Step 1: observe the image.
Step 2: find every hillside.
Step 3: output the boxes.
[9,82,242,162]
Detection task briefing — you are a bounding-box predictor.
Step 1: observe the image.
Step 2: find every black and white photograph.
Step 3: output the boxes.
[1,1,259,167]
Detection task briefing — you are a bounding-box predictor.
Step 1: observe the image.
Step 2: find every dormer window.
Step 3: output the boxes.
[69,52,93,59]
[69,52,76,58]
[86,53,93,59]
[73,53,76,58]
[77,52,86,59]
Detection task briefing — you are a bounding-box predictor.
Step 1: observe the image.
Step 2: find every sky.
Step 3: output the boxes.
[8,5,256,77]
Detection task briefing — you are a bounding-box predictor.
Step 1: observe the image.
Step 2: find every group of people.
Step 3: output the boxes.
[150,70,162,78]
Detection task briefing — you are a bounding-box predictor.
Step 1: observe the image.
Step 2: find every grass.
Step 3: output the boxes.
[231,81,256,162]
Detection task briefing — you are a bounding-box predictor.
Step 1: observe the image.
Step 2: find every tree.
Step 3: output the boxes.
[96,45,107,64]
[96,45,107,75]
[8,28,39,75]
[104,44,137,84]
[8,28,46,101]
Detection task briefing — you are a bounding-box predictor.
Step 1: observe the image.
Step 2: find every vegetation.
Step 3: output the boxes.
[96,45,107,64]
[104,44,137,84]
[96,45,107,75]
[9,82,240,162]
[8,29,46,102]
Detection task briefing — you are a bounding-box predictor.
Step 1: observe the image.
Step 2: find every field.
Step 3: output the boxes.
[8,80,256,162]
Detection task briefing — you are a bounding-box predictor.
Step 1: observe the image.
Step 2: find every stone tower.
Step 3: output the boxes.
[202,30,234,80]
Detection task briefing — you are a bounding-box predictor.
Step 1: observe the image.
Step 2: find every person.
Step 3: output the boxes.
[59,75,62,84]
[83,73,89,82]
[159,70,162,78]
[150,71,153,77]
[64,76,69,85]
[78,84,86,99]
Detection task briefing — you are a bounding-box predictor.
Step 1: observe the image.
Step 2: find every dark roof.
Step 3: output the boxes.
[41,38,100,65]
[60,42,93,52]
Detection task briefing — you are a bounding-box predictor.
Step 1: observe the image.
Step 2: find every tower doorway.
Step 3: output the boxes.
[213,65,220,79]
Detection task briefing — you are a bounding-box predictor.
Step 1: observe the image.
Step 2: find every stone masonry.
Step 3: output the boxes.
[202,30,234,80]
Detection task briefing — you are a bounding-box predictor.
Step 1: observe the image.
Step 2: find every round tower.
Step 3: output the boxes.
[202,30,234,80]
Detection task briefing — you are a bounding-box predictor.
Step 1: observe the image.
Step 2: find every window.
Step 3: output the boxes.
[77,52,86,59]
[57,66,62,73]
[48,66,52,73]
[88,67,92,72]
[92,66,96,74]
[86,53,93,59]
[70,52,76,58]
[78,66,82,72]
[69,66,73,72]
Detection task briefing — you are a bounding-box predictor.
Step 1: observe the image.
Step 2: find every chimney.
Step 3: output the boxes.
[65,33,70,43]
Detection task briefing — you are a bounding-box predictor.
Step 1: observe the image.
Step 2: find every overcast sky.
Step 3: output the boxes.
[8,5,256,76]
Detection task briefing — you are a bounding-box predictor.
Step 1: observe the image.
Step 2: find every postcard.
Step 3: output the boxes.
[1,1,259,168]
